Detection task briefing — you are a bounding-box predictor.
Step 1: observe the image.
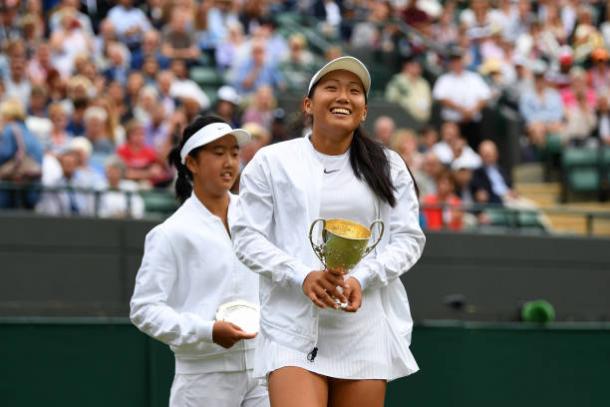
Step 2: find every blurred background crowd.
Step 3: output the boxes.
[0,0,609,234]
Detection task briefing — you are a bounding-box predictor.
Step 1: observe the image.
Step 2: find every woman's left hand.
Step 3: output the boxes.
[341,277,362,312]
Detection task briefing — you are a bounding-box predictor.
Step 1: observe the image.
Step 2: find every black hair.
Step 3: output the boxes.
[307,84,397,207]
[168,115,228,204]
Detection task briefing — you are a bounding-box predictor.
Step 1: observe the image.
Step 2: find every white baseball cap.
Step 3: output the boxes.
[307,56,371,97]
[180,122,251,164]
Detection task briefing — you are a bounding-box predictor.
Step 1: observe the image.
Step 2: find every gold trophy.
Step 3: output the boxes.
[309,218,384,307]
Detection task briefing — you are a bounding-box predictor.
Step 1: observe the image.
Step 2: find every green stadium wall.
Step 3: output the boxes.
[1,318,608,407]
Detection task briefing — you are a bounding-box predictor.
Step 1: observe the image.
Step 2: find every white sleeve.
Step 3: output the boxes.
[432,75,449,100]
[232,155,311,288]
[350,154,426,291]
[130,227,215,345]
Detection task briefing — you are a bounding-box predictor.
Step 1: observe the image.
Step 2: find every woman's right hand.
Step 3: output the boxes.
[302,269,347,309]
[212,321,257,349]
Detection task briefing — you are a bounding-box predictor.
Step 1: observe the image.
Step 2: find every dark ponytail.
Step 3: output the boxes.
[168,115,228,204]
[349,127,396,207]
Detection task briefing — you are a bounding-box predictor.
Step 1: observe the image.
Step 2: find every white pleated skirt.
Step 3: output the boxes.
[253,288,419,381]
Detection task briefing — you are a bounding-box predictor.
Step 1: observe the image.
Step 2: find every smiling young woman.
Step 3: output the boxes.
[232,57,426,407]
[130,116,269,407]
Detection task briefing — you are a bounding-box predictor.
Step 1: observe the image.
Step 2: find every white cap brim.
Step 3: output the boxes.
[180,122,251,164]
[307,56,371,97]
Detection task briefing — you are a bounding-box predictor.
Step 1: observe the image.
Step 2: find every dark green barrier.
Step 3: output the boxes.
[1,319,609,407]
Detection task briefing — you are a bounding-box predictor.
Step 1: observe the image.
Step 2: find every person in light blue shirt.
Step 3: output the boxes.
[231,39,285,96]
[518,63,565,149]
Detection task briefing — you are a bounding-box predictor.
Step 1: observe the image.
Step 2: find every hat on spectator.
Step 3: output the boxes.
[180,121,251,164]
[479,58,502,75]
[532,60,548,76]
[217,85,241,106]
[591,48,609,62]
[308,56,371,97]
[448,46,464,59]
[558,46,573,66]
[69,137,93,159]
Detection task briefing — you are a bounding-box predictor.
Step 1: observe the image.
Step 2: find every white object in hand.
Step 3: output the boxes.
[215,300,260,334]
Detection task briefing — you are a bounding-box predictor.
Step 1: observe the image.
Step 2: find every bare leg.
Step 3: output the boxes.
[268,367,328,407]
[328,378,386,407]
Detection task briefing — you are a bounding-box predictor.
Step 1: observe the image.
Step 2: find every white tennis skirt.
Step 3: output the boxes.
[253,288,419,381]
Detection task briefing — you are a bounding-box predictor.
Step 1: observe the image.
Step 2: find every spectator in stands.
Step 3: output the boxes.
[419,126,439,154]
[144,103,172,157]
[106,0,152,50]
[451,160,475,206]
[350,1,393,50]
[131,29,169,70]
[588,48,610,92]
[448,133,482,170]
[432,121,461,166]
[211,85,242,128]
[471,140,514,205]
[68,136,105,186]
[390,128,423,173]
[232,38,285,95]
[46,102,73,154]
[35,145,96,216]
[99,155,144,219]
[239,121,270,171]
[242,85,276,131]
[592,93,610,146]
[27,85,49,119]
[4,51,31,107]
[215,21,247,72]
[372,116,395,147]
[519,60,564,151]
[422,170,463,231]
[0,98,43,209]
[280,33,316,94]
[169,59,211,112]
[49,0,94,37]
[563,86,597,148]
[161,8,200,63]
[385,55,432,124]
[206,0,241,48]
[117,119,170,188]
[26,43,55,86]
[49,9,94,77]
[83,106,115,172]
[156,70,176,116]
[418,152,444,197]
[133,86,159,124]
[432,47,491,151]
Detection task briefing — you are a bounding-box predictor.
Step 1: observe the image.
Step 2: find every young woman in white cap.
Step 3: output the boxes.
[233,57,426,406]
[130,115,269,407]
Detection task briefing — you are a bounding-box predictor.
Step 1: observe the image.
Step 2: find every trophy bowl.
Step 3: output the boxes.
[309,218,384,272]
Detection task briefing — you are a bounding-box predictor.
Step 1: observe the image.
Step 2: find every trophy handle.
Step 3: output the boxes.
[363,219,385,257]
[308,218,326,266]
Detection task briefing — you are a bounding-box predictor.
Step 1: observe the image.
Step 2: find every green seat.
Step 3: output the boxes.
[567,169,600,192]
[141,190,178,217]
[561,147,598,166]
[190,66,224,87]
[545,133,562,154]
[485,208,512,227]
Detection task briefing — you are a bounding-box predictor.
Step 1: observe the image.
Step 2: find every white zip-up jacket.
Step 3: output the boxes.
[130,193,259,373]
[232,137,425,355]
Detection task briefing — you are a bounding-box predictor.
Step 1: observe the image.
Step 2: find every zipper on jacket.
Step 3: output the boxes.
[307,346,318,362]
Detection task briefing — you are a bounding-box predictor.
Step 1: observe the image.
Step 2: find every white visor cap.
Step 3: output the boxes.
[307,56,371,97]
[180,122,251,164]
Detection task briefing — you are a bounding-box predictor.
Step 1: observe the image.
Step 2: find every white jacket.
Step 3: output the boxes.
[232,137,425,354]
[130,193,259,373]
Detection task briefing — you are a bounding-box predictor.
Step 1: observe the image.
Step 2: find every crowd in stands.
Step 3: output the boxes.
[0,0,609,229]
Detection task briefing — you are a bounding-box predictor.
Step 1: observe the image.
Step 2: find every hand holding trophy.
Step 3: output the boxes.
[308,218,384,310]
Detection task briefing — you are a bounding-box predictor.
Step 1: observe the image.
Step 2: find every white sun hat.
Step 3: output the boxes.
[307,56,371,97]
[180,121,251,164]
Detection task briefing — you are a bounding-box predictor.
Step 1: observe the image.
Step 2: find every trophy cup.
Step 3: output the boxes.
[308,218,384,307]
